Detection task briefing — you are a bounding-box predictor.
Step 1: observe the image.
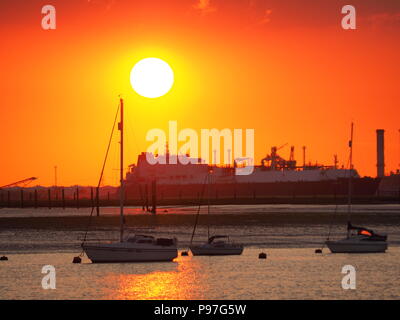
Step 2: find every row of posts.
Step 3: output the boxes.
[0,183,158,214]
[0,185,327,209]
[0,187,105,215]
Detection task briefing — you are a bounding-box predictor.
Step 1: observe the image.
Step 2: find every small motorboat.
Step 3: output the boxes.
[190,235,243,256]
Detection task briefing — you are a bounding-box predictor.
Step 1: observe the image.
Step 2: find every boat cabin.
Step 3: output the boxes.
[125,234,177,246]
[348,223,387,241]
[126,235,156,244]
[208,235,230,244]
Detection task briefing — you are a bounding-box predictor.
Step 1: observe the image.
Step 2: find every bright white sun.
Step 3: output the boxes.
[130,58,174,98]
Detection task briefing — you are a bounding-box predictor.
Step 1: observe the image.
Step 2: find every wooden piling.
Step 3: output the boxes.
[76,187,79,209]
[151,180,157,214]
[90,187,94,208]
[145,184,149,211]
[34,189,38,209]
[62,188,65,209]
[48,189,51,209]
[140,184,145,210]
[20,189,24,208]
[96,187,100,216]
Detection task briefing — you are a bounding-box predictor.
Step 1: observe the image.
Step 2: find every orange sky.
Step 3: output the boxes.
[0,0,399,186]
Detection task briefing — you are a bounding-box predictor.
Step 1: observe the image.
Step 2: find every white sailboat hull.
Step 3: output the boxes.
[190,244,243,256]
[326,238,387,253]
[83,242,178,263]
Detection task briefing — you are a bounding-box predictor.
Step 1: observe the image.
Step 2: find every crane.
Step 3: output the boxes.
[276,143,288,151]
[0,177,38,189]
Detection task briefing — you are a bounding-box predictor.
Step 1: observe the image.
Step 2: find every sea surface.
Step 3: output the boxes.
[0,204,399,299]
[1,248,399,299]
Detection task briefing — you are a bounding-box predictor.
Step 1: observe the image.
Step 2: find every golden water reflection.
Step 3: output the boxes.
[106,256,206,300]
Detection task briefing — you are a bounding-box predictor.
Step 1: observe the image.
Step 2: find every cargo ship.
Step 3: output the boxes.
[125,145,380,200]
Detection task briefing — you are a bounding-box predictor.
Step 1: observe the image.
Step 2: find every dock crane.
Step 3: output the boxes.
[261,143,298,170]
[0,177,38,189]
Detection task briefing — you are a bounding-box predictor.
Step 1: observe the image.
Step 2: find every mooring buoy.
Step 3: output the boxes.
[258,252,267,259]
[0,256,8,261]
[72,256,82,263]
[181,251,189,256]
[315,249,322,254]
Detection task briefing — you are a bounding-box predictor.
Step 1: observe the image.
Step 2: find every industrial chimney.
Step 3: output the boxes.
[376,129,385,178]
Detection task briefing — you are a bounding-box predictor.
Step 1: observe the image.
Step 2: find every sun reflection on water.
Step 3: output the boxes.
[106,256,206,300]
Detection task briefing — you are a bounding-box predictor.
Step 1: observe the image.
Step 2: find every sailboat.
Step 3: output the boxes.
[189,172,243,256]
[325,123,388,253]
[82,98,178,263]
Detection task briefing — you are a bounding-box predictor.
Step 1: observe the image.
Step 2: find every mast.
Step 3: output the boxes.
[119,98,124,242]
[347,122,354,238]
[189,173,208,246]
[207,172,210,240]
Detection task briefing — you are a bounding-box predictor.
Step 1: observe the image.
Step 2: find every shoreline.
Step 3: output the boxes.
[1,195,400,208]
[0,211,398,230]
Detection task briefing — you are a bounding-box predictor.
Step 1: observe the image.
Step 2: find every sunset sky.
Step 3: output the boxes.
[0,0,399,186]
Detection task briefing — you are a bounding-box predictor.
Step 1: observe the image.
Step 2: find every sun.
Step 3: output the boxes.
[130,58,174,98]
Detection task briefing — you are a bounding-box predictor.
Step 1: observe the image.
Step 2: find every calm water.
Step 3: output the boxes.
[1,205,399,299]
[1,248,399,299]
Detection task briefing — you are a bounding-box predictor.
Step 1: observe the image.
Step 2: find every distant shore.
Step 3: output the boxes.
[0,211,398,231]
[1,195,400,209]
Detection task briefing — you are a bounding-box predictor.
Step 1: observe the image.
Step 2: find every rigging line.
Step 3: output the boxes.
[318,197,340,251]
[80,103,120,249]
[327,202,339,241]
[189,172,210,246]
[124,105,141,159]
[320,123,354,250]
[347,122,354,236]
[124,106,145,206]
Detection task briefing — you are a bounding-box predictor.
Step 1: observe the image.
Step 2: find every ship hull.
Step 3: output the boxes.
[126,178,380,200]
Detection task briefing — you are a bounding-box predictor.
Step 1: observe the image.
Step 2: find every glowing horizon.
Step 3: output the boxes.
[0,0,399,186]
